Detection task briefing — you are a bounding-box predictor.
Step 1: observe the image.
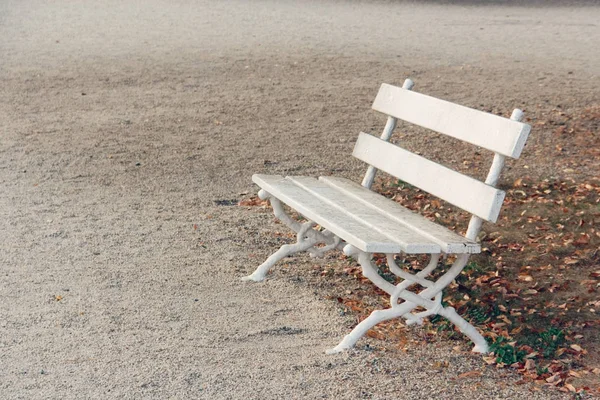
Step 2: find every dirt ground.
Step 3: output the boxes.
[1,1,598,399]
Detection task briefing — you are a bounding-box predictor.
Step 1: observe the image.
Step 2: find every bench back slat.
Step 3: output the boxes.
[372,83,531,158]
[353,132,505,222]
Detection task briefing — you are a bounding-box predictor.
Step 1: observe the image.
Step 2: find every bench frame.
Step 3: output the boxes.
[242,79,530,355]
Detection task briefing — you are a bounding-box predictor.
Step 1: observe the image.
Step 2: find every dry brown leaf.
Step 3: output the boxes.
[366,330,385,340]
[518,274,534,282]
[238,197,268,207]
[564,383,577,392]
[570,344,584,352]
[513,178,524,187]
[524,359,536,370]
[456,370,482,379]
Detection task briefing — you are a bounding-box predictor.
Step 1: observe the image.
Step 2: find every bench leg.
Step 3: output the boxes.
[242,192,344,282]
[437,306,489,353]
[327,300,416,354]
[241,221,320,282]
[328,246,488,354]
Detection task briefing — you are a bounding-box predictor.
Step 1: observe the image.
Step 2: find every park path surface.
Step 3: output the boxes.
[1,1,598,398]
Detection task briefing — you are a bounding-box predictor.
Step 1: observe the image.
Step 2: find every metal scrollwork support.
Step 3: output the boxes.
[327,246,488,354]
[241,191,345,282]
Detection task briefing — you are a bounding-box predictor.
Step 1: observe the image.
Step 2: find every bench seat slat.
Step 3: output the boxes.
[319,177,480,254]
[353,132,506,222]
[253,174,405,253]
[372,83,531,158]
[287,176,441,254]
[253,174,478,255]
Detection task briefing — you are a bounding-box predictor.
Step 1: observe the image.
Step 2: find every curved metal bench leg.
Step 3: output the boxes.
[437,306,489,353]
[327,300,416,354]
[344,245,396,295]
[328,249,488,354]
[241,225,318,282]
[242,192,343,282]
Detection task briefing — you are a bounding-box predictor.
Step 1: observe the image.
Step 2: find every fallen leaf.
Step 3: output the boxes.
[564,383,577,392]
[366,330,385,340]
[524,359,536,370]
[518,274,534,282]
[456,370,482,379]
[514,178,523,187]
[483,356,496,365]
[570,344,584,352]
[238,197,268,207]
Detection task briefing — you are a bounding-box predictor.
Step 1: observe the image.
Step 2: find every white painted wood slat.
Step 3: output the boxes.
[319,176,480,254]
[372,83,531,158]
[352,133,506,222]
[287,176,440,254]
[253,174,404,253]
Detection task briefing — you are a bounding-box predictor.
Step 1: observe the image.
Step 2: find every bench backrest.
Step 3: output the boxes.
[356,80,531,239]
[372,84,530,158]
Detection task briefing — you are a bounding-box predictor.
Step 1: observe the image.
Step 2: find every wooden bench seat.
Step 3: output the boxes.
[253,174,480,254]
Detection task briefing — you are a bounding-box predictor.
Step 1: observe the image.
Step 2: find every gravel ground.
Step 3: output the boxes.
[1,0,598,398]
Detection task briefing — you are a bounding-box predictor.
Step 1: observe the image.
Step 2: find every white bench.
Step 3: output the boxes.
[242,79,531,355]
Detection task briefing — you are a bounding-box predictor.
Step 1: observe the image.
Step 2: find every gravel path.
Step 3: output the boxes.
[1,1,598,398]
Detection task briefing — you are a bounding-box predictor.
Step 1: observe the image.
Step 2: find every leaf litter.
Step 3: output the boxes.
[239,104,600,396]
